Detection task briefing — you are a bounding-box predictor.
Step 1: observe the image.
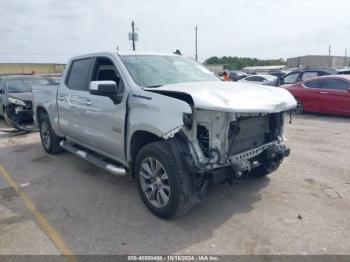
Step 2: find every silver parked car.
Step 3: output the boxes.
[32,52,296,218]
[239,74,277,85]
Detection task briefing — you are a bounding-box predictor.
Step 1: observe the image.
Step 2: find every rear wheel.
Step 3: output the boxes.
[135,141,194,219]
[39,112,62,154]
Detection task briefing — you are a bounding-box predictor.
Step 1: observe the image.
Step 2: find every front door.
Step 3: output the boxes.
[58,56,127,163]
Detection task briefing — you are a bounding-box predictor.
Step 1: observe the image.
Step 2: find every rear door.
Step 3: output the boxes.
[57,57,94,143]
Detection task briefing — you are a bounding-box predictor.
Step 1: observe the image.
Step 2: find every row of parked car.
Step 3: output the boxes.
[218,68,350,116]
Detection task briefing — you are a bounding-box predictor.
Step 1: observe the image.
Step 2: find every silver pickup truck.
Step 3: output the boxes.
[32,52,296,218]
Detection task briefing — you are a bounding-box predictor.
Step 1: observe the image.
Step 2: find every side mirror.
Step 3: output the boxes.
[89,81,123,104]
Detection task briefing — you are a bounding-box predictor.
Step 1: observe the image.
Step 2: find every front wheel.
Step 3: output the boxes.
[292,99,304,114]
[135,141,194,219]
[39,113,62,154]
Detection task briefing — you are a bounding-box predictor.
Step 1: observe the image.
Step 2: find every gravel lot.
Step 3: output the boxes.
[0,114,349,255]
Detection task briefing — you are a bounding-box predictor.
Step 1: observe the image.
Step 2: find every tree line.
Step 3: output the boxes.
[204,56,286,70]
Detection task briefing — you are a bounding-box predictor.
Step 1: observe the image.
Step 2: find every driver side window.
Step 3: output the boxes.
[91,57,124,93]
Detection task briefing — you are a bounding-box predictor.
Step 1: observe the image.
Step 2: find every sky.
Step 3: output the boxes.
[1,0,350,63]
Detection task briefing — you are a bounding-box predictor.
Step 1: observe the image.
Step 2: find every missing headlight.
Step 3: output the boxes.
[197,125,209,158]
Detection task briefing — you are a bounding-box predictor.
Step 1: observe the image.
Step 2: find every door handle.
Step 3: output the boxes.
[83,99,92,105]
[320,91,328,94]
[58,94,65,101]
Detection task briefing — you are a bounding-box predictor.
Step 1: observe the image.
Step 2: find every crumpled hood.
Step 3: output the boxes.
[8,92,33,102]
[145,81,297,113]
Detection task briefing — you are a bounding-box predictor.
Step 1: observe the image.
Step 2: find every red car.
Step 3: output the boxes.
[285,75,350,116]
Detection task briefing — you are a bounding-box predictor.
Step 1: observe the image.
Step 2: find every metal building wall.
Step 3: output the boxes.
[287,56,350,69]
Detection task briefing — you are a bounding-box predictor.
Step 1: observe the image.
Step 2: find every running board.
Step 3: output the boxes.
[60,141,126,176]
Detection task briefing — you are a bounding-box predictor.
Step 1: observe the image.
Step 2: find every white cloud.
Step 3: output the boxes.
[0,0,349,63]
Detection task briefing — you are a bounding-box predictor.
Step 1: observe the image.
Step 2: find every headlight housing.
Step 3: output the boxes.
[8,97,26,106]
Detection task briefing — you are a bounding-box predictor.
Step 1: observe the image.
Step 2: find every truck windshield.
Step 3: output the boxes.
[120,55,219,87]
[6,77,50,93]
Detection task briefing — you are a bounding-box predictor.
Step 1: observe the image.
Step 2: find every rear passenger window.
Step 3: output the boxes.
[66,58,93,91]
[323,79,350,91]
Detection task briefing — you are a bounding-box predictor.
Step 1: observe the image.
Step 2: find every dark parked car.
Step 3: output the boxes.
[277,69,337,87]
[338,68,350,75]
[284,75,350,116]
[0,75,50,128]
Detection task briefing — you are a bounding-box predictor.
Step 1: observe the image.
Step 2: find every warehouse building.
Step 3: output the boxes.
[287,55,350,69]
[0,63,65,75]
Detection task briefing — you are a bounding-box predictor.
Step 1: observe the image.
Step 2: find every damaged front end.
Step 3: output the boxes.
[168,108,291,202]
[5,97,34,130]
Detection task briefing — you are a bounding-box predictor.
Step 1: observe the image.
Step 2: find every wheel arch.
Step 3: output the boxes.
[128,130,163,176]
[36,106,48,121]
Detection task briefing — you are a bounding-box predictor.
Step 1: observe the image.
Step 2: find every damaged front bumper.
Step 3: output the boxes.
[170,109,291,192]
[5,103,34,129]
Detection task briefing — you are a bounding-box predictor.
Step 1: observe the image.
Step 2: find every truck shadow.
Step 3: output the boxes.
[0,133,270,255]
[294,113,350,122]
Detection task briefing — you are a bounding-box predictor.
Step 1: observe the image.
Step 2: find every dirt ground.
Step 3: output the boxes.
[0,114,349,255]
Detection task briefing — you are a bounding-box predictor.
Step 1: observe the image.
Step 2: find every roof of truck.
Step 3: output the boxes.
[68,51,180,62]
[117,51,179,56]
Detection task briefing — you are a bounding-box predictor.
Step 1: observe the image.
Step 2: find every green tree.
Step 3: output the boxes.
[204,56,286,70]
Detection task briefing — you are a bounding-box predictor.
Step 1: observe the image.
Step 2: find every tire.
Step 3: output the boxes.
[135,141,194,219]
[250,161,280,178]
[4,107,19,129]
[292,99,304,114]
[39,112,62,154]
[4,113,12,127]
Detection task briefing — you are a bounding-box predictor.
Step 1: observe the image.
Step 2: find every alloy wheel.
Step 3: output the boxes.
[40,120,51,149]
[139,157,170,208]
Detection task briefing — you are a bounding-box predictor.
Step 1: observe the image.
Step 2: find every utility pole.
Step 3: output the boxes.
[328,44,332,67]
[195,25,198,61]
[131,21,136,51]
[345,48,347,67]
